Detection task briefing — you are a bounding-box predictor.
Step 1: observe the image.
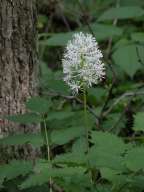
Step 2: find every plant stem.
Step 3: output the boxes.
[83,88,89,153]
[43,118,52,192]
[83,88,95,186]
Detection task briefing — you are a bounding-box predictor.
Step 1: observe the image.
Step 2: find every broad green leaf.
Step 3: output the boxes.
[98,6,144,21]
[39,32,74,46]
[112,44,142,77]
[131,33,144,43]
[6,113,42,124]
[40,68,69,95]
[39,61,53,77]
[83,24,123,41]
[0,160,33,187]
[100,168,127,185]
[54,152,87,166]
[72,137,87,153]
[46,77,70,95]
[112,38,130,50]
[47,111,74,121]
[51,126,84,145]
[91,131,126,154]
[0,133,43,147]
[134,112,144,131]
[125,147,144,171]
[26,97,51,113]
[20,160,85,189]
[89,131,126,170]
[88,147,124,170]
[48,110,95,131]
[101,168,121,181]
[60,174,91,192]
[121,0,144,6]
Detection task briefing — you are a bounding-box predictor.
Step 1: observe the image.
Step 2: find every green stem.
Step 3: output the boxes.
[83,88,89,153]
[83,88,93,183]
[43,118,52,192]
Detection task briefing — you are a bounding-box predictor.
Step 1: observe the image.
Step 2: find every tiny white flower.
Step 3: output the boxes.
[62,32,105,93]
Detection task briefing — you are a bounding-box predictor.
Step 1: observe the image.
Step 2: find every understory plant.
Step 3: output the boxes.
[0,32,144,192]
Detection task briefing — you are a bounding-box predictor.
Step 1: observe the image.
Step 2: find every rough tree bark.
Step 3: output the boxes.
[0,0,38,135]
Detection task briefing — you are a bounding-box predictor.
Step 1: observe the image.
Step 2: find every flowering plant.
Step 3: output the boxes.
[62,32,105,93]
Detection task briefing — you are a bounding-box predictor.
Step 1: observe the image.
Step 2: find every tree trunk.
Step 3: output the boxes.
[0,0,38,135]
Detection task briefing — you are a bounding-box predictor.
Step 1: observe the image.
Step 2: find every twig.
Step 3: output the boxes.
[103,91,144,117]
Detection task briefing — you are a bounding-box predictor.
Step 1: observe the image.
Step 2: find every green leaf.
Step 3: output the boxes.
[131,32,144,43]
[112,44,142,77]
[0,133,43,147]
[20,160,85,189]
[0,160,33,187]
[134,112,144,131]
[60,174,91,192]
[41,69,69,95]
[91,131,126,154]
[125,147,144,171]
[26,97,51,113]
[39,61,53,77]
[87,87,106,105]
[88,131,126,170]
[72,137,87,153]
[98,6,144,21]
[100,168,127,185]
[51,126,84,145]
[54,152,87,166]
[82,24,123,41]
[39,32,74,46]
[47,111,74,121]
[88,147,124,170]
[121,0,144,6]
[6,113,42,124]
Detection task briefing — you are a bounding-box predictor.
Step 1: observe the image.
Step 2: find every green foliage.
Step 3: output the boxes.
[82,23,123,41]
[134,112,144,131]
[98,6,144,21]
[51,126,84,145]
[39,32,74,46]
[112,44,142,77]
[0,133,43,147]
[26,97,52,114]
[6,113,42,124]
[0,160,33,188]
[131,32,144,43]
[125,147,144,171]
[20,160,86,189]
[1,0,144,191]
[91,131,126,154]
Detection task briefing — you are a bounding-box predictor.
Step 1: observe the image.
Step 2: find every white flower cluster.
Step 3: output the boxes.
[62,32,105,93]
